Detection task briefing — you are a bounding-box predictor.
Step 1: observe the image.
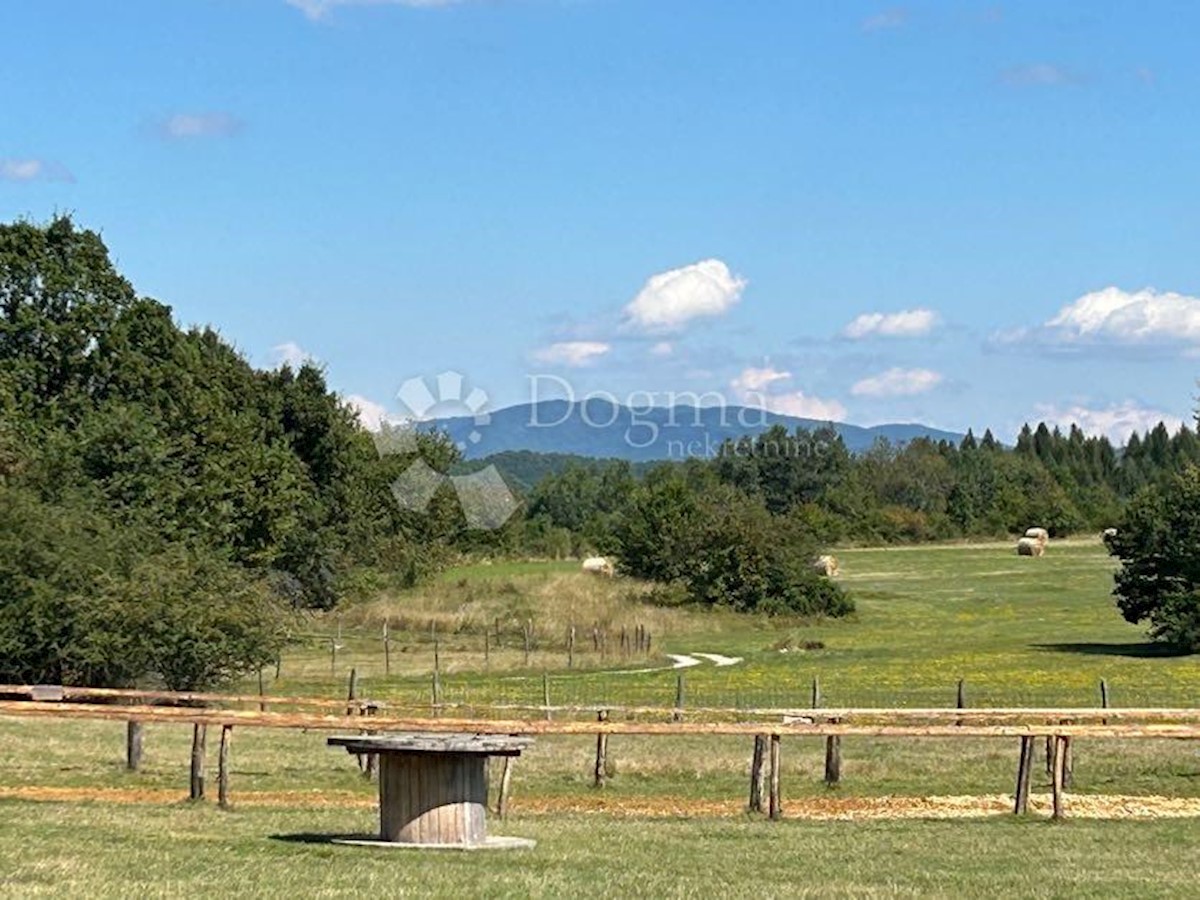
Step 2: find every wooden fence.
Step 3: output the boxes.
[3,685,1199,821]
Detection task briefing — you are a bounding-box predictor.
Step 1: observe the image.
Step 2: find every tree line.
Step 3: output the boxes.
[0,217,473,688]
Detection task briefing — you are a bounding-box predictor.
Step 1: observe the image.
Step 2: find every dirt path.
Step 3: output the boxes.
[3,785,1197,820]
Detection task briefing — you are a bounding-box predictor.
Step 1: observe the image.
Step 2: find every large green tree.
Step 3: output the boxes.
[1107,466,1200,651]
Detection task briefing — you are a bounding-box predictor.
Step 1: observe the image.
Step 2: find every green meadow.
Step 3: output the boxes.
[2,538,1198,897]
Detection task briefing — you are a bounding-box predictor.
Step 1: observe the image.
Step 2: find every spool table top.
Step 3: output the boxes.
[328,732,533,757]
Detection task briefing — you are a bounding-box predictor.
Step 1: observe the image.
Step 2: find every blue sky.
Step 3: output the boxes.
[4,1,1199,442]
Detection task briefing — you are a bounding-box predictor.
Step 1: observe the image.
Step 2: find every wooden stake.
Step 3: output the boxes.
[1051,735,1067,819]
[383,619,391,676]
[768,733,782,820]
[125,721,143,772]
[824,733,842,785]
[497,756,514,819]
[673,673,685,722]
[189,723,207,801]
[345,667,358,716]
[542,672,551,721]
[217,725,232,810]
[1013,735,1033,814]
[1100,679,1109,725]
[811,676,821,709]
[956,679,965,726]
[749,734,767,813]
[593,710,609,788]
[483,630,490,670]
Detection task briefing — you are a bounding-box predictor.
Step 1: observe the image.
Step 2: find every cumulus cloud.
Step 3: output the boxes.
[622,259,747,334]
[842,308,939,339]
[1000,63,1078,87]
[730,365,847,422]
[270,341,317,368]
[1031,401,1184,445]
[998,286,1200,351]
[155,112,244,140]
[0,158,74,183]
[532,341,611,367]
[766,392,849,422]
[649,341,674,358]
[346,394,390,431]
[862,8,908,32]
[851,367,942,397]
[287,0,462,20]
[731,365,791,394]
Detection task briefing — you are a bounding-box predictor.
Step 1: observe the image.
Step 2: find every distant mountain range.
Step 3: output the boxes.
[431,399,963,463]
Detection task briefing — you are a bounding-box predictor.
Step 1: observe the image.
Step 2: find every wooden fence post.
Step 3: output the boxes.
[257,669,266,713]
[218,725,233,810]
[593,710,609,788]
[956,679,966,726]
[673,673,685,722]
[483,629,490,670]
[542,672,551,721]
[189,723,207,801]
[126,721,143,772]
[345,667,358,716]
[1013,736,1033,814]
[749,734,767,813]
[1100,679,1109,725]
[1051,735,1068,819]
[824,729,842,785]
[768,734,782,820]
[364,703,379,780]
[811,676,820,709]
[497,756,514,819]
[383,619,391,676]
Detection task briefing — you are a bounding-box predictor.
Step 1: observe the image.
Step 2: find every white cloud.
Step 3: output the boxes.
[532,341,611,367]
[730,366,847,422]
[1000,63,1077,87]
[851,367,942,397]
[622,259,747,334]
[287,0,462,20]
[862,8,908,32]
[156,112,243,140]
[346,394,390,431]
[1031,401,1184,445]
[842,308,939,339]
[731,365,791,394]
[766,392,849,422]
[649,341,674,358]
[1002,286,1200,349]
[0,158,74,183]
[270,341,317,368]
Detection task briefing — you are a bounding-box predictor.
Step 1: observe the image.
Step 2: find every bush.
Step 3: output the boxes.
[615,478,852,617]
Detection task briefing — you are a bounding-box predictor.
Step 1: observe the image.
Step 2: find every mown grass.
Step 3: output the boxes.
[1,801,1198,899]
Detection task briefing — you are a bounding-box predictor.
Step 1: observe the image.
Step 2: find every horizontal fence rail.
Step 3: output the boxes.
[4,689,1199,822]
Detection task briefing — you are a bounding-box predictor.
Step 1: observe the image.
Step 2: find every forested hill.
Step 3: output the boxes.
[431,399,964,460]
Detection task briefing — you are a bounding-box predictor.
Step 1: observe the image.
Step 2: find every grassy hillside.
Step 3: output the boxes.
[272,539,1199,709]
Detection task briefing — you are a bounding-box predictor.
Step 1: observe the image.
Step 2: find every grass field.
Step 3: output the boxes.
[2,539,1198,897]
[274,539,1200,709]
